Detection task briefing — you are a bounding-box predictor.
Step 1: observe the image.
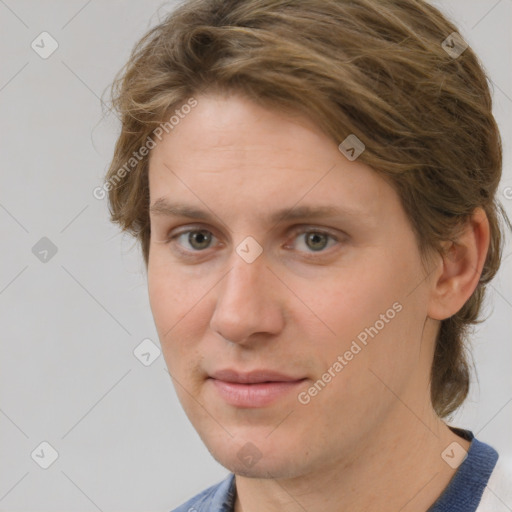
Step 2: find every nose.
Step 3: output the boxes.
[209,251,285,345]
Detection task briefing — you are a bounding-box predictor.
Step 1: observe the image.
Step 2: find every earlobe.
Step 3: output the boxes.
[427,208,490,321]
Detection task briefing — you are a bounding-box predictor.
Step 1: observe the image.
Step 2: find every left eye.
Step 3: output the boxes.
[289,230,338,252]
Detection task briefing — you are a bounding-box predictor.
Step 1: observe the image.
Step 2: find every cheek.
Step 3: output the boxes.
[308,265,402,339]
[299,301,420,438]
[148,263,197,352]
[147,257,220,383]
[306,252,424,378]
[148,267,176,334]
[148,251,199,324]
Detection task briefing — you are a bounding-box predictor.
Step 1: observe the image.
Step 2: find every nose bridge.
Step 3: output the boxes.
[220,252,268,315]
[210,249,283,343]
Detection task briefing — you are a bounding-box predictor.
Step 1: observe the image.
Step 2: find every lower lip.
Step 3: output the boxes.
[209,378,306,408]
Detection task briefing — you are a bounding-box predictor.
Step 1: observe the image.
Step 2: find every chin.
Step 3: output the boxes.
[215,454,303,479]
[202,435,308,480]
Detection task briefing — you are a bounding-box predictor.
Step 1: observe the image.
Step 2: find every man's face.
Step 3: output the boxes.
[147,93,436,478]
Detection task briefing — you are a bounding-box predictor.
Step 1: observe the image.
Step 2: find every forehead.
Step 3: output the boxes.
[147,93,401,227]
[151,93,333,171]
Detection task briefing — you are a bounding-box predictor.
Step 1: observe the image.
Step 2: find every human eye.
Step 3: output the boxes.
[168,226,220,256]
[164,225,343,261]
[285,227,342,256]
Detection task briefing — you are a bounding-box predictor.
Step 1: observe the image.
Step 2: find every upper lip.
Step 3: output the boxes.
[209,369,305,384]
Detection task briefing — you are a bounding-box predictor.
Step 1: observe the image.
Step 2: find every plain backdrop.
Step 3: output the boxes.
[0,1,511,510]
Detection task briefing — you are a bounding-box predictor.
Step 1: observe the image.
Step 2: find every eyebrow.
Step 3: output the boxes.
[149,198,364,225]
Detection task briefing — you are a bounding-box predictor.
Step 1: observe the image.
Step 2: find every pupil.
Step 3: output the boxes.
[307,233,327,251]
[190,231,211,249]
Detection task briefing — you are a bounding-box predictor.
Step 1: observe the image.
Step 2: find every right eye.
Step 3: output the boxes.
[169,228,219,253]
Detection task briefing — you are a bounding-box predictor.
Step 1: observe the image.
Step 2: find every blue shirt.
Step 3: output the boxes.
[170,432,500,512]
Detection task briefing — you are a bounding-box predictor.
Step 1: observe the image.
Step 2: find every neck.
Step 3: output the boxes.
[234,412,469,512]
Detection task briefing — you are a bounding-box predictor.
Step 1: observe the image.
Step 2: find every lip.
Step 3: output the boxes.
[209,368,304,384]
[208,369,307,408]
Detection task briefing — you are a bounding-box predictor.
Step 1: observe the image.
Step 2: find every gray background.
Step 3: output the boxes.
[0,1,511,510]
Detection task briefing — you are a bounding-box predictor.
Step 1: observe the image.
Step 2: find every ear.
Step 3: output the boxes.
[427,208,490,321]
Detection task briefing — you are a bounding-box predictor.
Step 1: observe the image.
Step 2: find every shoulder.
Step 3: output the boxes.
[476,454,512,512]
[170,473,236,512]
[429,434,499,511]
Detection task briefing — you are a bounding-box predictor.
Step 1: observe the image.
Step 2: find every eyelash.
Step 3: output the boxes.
[166,226,342,259]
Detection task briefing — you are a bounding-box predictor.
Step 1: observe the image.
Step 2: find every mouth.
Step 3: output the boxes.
[207,369,307,408]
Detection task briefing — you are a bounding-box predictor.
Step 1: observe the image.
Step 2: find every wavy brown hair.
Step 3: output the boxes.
[105,0,509,418]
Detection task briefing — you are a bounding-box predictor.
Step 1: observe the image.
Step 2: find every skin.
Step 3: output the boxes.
[147,92,490,512]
